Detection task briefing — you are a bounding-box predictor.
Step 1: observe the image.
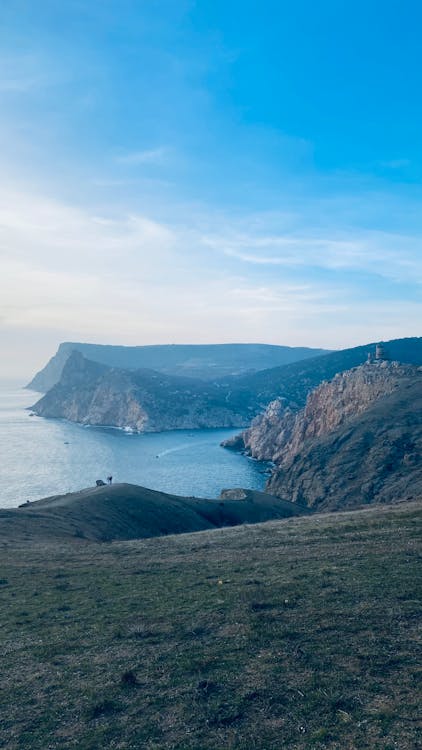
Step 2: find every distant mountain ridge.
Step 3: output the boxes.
[27,341,329,392]
[30,337,422,433]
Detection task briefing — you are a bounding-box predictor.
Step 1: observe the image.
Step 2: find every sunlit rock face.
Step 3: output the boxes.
[239,398,296,462]
[30,351,256,432]
[234,361,422,511]
[241,362,419,466]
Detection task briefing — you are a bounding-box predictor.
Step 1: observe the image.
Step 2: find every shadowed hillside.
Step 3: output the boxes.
[0,483,304,543]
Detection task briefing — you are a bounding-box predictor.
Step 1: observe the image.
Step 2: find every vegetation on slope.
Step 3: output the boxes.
[1,500,420,749]
[229,336,422,407]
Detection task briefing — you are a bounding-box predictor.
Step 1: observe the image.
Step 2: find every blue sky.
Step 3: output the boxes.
[0,1,421,376]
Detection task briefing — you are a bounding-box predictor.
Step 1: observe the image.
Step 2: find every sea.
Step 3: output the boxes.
[0,381,268,509]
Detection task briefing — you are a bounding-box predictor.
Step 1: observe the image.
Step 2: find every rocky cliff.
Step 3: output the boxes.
[31,351,258,432]
[223,398,296,461]
[226,361,422,511]
[31,339,422,434]
[267,377,422,511]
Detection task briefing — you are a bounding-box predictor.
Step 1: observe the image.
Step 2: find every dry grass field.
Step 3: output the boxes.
[1,500,421,749]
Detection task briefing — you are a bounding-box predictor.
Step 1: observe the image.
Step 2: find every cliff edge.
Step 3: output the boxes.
[226,361,422,511]
[30,351,258,432]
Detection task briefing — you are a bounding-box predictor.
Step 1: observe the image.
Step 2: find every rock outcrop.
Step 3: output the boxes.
[224,398,296,461]
[219,487,309,516]
[226,361,422,511]
[267,377,422,511]
[31,351,258,432]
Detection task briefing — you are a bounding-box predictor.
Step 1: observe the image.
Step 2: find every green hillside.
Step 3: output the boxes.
[231,336,422,407]
[1,500,420,749]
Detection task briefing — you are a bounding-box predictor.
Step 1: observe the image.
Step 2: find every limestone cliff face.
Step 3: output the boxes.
[62,371,151,431]
[225,361,422,511]
[240,361,420,467]
[228,399,296,461]
[267,376,422,510]
[31,351,255,432]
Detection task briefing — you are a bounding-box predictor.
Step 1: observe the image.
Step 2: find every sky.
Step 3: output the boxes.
[1,0,422,378]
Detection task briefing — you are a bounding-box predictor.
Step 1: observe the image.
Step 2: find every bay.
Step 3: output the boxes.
[0,382,267,508]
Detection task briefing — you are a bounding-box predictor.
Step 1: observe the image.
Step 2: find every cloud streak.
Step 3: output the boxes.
[115,147,170,166]
[201,225,422,285]
[1,178,421,377]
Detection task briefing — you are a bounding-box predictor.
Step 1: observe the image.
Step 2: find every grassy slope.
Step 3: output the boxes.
[0,484,304,543]
[1,500,421,750]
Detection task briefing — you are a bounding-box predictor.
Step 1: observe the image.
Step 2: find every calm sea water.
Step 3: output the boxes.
[0,382,267,508]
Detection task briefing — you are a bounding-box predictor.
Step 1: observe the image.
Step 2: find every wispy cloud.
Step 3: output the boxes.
[115,147,170,166]
[201,224,422,285]
[1,178,421,376]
